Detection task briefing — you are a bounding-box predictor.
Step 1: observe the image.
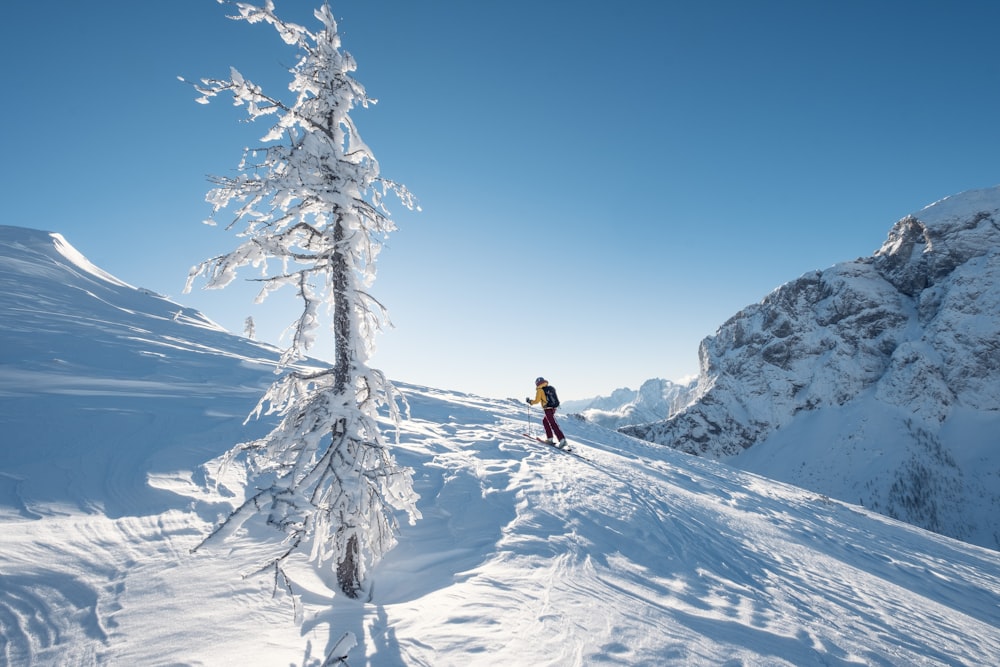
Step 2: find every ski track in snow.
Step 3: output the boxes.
[344,387,1000,666]
[2,383,1000,665]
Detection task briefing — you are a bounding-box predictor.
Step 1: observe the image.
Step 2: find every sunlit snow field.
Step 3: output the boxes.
[2,227,999,665]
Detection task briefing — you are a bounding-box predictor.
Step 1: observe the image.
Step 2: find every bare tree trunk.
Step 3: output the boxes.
[337,533,362,599]
[331,217,351,395]
[330,218,362,596]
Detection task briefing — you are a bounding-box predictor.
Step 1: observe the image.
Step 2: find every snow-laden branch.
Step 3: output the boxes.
[185,0,420,609]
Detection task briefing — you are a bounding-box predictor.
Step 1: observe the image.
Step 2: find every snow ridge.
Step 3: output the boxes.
[622,186,1000,549]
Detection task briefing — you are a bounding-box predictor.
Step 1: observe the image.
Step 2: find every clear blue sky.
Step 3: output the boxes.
[3,1,999,400]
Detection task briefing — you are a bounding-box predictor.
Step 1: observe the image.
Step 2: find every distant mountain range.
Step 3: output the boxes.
[561,378,697,429]
[617,187,1000,550]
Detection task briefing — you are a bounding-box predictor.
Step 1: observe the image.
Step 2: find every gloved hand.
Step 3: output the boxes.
[525,398,531,404]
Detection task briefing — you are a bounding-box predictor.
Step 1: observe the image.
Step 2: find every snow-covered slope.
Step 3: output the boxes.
[561,377,697,429]
[0,226,283,519]
[622,187,1000,550]
[2,226,1000,665]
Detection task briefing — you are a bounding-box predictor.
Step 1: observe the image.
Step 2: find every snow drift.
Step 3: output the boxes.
[1,225,999,665]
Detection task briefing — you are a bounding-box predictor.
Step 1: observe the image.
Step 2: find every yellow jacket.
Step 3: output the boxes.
[529,382,553,408]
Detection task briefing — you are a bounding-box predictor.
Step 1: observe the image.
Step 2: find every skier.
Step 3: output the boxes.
[526,377,567,449]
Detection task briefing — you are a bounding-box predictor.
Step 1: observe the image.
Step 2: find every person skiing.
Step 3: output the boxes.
[526,377,567,449]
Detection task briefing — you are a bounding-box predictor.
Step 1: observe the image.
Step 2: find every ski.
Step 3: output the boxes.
[523,433,569,450]
[520,433,585,459]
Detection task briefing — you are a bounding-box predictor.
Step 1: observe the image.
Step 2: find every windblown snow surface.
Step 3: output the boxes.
[1,226,999,665]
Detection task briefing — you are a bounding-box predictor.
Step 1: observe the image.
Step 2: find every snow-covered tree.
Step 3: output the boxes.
[183,0,420,600]
[243,315,255,340]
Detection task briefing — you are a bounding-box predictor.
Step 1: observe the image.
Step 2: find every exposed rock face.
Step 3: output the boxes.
[622,187,1000,549]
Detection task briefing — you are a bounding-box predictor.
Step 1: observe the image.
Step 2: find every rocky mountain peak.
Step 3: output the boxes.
[874,189,1000,296]
[622,186,1000,549]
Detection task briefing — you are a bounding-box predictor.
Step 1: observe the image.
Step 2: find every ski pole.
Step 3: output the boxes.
[525,399,533,437]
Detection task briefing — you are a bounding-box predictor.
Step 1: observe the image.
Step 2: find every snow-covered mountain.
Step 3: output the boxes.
[2,225,1000,665]
[623,186,1000,551]
[0,225,285,519]
[561,377,697,429]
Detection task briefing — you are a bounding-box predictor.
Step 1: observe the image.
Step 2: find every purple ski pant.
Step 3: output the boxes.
[542,408,565,441]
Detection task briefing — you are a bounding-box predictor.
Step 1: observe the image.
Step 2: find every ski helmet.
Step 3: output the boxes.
[535,377,546,385]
